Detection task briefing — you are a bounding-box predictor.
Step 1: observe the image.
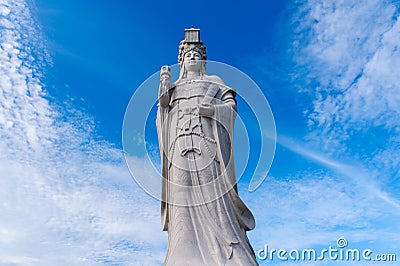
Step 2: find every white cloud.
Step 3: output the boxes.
[290,0,400,207]
[241,139,400,252]
[278,135,400,210]
[292,0,400,142]
[241,172,400,266]
[252,2,400,260]
[0,0,165,265]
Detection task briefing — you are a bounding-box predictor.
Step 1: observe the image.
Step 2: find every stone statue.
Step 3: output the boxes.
[156,28,258,265]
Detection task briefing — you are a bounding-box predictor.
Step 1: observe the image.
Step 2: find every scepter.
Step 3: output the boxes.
[157,65,173,168]
[158,65,172,108]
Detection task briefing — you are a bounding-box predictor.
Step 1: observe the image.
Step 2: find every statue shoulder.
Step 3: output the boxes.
[203,75,225,86]
[204,75,235,93]
[202,75,236,101]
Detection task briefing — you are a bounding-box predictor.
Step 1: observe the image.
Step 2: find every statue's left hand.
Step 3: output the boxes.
[197,104,214,117]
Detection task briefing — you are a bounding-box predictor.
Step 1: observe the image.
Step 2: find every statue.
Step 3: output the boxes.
[156,28,258,265]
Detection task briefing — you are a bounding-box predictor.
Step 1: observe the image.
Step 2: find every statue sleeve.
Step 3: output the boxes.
[213,86,256,231]
[157,98,170,231]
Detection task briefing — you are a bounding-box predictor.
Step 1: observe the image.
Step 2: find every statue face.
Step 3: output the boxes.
[183,50,203,72]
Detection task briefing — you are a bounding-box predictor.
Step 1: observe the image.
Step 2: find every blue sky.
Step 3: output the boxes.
[1,0,399,265]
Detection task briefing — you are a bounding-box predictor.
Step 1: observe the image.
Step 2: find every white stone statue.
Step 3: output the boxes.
[156,28,258,265]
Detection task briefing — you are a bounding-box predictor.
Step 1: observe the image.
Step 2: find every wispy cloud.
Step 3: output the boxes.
[278,135,400,211]
[237,136,400,256]
[243,170,400,250]
[244,1,400,255]
[289,0,400,209]
[292,0,400,146]
[0,1,165,265]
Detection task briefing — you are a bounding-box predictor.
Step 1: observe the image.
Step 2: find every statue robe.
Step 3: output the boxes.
[156,79,258,265]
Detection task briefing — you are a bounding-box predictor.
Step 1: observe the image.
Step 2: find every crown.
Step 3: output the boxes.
[178,28,207,64]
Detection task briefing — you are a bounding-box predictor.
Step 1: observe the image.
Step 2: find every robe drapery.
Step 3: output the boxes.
[156,79,258,265]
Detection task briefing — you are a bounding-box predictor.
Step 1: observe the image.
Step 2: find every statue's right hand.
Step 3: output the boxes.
[159,82,171,107]
[159,95,170,107]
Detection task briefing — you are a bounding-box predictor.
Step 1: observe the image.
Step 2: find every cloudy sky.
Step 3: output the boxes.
[1,0,399,265]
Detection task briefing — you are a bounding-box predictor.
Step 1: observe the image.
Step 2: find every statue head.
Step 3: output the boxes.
[178,28,207,79]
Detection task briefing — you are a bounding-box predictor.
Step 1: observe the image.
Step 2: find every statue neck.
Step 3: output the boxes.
[185,70,202,80]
